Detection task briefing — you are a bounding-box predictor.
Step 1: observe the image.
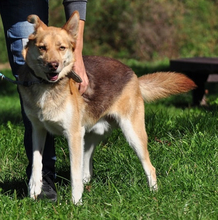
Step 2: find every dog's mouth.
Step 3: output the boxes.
[46,72,59,82]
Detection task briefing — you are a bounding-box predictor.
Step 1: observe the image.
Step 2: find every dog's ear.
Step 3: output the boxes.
[27,14,47,40]
[62,11,80,40]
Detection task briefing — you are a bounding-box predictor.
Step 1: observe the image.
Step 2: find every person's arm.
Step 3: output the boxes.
[63,0,88,94]
[73,19,88,94]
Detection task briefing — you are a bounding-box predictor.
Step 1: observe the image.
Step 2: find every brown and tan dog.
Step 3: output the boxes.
[18,11,196,204]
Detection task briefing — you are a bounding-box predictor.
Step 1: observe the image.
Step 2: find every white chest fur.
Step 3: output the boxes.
[24,84,74,136]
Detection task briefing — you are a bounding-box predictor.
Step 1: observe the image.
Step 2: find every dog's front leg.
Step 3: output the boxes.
[67,126,85,205]
[29,122,47,200]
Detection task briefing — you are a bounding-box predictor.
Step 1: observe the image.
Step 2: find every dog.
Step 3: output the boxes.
[18,11,196,204]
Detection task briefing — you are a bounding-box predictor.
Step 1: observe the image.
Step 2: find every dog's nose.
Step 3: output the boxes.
[48,62,59,71]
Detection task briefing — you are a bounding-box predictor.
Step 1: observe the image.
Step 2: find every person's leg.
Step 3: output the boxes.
[0,0,56,181]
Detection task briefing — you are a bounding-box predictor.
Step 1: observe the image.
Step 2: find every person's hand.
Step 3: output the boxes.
[73,55,88,94]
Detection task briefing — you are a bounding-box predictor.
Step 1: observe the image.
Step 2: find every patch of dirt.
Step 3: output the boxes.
[0,63,11,70]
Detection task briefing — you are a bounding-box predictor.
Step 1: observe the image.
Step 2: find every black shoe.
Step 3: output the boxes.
[37,175,57,202]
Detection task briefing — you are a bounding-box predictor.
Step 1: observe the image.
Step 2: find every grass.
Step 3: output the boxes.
[0,67,218,219]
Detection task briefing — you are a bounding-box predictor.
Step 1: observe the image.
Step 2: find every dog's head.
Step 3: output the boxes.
[23,11,79,83]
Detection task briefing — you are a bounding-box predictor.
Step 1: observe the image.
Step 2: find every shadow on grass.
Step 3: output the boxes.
[0,179,28,199]
[0,169,72,200]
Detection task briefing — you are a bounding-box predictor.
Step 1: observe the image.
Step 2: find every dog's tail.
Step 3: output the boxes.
[138,72,196,102]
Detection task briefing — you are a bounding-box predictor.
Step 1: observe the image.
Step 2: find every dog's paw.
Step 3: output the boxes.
[74,199,83,206]
[83,174,92,184]
[72,193,83,206]
[29,177,42,199]
[150,183,158,192]
[147,172,158,192]
[72,185,83,205]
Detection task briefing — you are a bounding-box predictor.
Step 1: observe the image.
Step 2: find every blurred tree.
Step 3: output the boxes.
[1,0,218,64]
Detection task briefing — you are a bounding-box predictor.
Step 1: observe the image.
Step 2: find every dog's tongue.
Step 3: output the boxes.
[47,73,59,81]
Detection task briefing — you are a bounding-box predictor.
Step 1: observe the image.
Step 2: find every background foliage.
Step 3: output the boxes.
[1,0,218,63]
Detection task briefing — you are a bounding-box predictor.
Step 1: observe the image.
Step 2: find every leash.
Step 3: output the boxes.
[0,72,45,87]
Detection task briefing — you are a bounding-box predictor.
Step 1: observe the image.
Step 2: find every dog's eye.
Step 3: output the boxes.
[38,46,46,51]
[59,46,66,51]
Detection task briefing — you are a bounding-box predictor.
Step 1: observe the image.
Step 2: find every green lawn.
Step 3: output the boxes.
[0,68,217,219]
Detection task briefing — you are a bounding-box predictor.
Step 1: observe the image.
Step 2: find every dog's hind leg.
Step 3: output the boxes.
[29,121,47,199]
[83,133,104,183]
[83,120,112,183]
[83,133,97,184]
[118,102,157,191]
[119,117,157,190]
